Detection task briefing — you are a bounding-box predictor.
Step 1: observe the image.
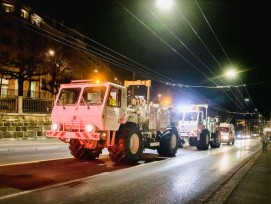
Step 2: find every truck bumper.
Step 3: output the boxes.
[46,131,100,140]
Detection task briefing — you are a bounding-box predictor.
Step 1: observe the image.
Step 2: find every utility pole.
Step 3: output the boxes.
[132,72,135,96]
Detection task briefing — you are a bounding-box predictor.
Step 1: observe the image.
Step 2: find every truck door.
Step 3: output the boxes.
[105,87,124,130]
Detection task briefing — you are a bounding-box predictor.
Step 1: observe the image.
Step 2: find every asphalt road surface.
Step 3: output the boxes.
[0,137,261,204]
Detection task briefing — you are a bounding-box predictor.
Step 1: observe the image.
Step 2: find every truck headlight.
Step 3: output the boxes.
[52,123,58,131]
[85,124,95,133]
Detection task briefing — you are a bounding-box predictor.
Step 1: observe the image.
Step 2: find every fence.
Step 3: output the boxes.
[0,96,54,114]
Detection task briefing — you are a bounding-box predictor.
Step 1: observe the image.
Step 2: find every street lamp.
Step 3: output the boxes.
[48,49,55,57]
[225,68,237,79]
[158,94,162,103]
[156,0,174,10]
[114,77,120,84]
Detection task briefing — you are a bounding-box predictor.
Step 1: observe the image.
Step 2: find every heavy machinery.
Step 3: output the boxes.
[218,123,235,145]
[174,104,221,150]
[46,80,180,163]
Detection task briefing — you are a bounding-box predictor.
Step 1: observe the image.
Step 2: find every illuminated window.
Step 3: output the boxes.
[21,9,29,19]
[31,14,42,27]
[0,78,9,97]
[2,3,14,13]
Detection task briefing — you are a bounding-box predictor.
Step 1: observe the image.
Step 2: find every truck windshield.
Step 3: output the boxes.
[184,112,198,121]
[219,127,229,132]
[57,88,81,105]
[80,86,106,106]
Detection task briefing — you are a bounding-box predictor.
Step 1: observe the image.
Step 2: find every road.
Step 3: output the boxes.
[0,138,261,204]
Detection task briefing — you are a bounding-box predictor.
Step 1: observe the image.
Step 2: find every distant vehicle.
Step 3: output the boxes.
[218,123,235,145]
[236,131,251,139]
[175,104,221,150]
[251,132,259,137]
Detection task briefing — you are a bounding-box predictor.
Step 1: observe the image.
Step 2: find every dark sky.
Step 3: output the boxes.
[22,0,270,119]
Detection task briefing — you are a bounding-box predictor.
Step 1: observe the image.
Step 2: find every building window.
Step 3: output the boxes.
[2,3,14,13]
[31,14,42,27]
[1,35,11,45]
[0,78,9,97]
[21,9,29,19]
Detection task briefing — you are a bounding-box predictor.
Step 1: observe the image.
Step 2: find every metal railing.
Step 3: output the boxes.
[0,96,54,114]
[0,89,50,99]
[0,97,16,113]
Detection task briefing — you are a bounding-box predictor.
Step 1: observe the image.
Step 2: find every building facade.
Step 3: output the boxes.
[0,0,112,100]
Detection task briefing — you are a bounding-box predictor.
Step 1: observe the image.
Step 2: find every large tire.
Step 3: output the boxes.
[158,129,178,157]
[210,131,221,148]
[108,122,143,164]
[69,139,103,160]
[189,137,197,146]
[196,129,210,150]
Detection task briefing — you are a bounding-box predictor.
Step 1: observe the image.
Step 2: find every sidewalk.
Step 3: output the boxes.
[0,138,68,153]
[223,147,271,204]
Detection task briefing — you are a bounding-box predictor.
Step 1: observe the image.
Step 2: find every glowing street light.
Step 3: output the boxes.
[225,68,237,79]
[48,49,55,57]
[156,0,174,10]
[158,94,162,103]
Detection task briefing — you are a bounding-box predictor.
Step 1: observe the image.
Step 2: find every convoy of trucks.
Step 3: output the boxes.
[46,79,237,163]
[46,80,181,163]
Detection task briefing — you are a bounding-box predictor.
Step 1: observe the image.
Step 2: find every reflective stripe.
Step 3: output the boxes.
[46,131,100,140]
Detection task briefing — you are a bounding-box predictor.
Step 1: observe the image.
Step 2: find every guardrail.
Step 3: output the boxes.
[0,96,54,114]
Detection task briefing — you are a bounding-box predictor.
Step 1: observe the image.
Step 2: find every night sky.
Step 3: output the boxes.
[21,0,270,119]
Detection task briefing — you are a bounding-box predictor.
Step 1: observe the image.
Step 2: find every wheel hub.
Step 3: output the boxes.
[130,133,139,154]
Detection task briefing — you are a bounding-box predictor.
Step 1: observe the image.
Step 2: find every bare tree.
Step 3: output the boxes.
[41,45,72,95]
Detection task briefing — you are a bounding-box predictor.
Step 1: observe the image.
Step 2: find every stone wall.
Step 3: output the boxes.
[0,113,51,140]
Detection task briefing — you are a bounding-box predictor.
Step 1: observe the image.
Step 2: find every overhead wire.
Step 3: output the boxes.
[115,0,251,114]
[0,3,255,115]
[140,1,246,111]
[194,0,256,112]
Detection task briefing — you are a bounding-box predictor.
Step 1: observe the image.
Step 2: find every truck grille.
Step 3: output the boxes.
[59,122,85,132]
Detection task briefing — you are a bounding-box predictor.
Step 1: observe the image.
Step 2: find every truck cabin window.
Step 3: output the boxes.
[57,88,81,105]
[184,112,198,121]
[80,86,106,106]
[107,88,121,107]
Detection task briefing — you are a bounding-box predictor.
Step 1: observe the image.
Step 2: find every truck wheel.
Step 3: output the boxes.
[196,129,210,150]
[189,137,197,146]
[158,129,178,157]
[108,123,143,164]
[69,139,103,160]
[210,132,221,148]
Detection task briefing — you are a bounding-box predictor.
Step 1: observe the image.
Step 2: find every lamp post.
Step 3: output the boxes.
[158,94,162,104]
